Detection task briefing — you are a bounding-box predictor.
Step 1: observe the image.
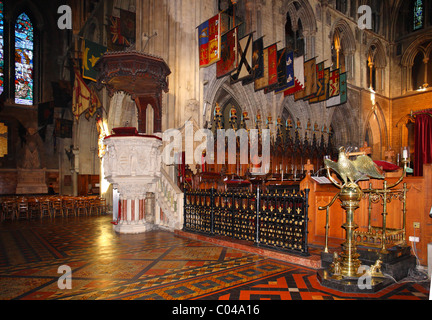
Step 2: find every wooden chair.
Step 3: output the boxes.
[90,197,107,215]
[39,198,52,219]
[1,200,17,222]
[63,197,76,217]
[89,197,101,215]
[51,197,64,217]
[16,198,29,220]
[98,198,107,215]
[76,197,88,216]
[28,197,41,219]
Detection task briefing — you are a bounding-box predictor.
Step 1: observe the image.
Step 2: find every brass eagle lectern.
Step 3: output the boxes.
[323,147,385,278]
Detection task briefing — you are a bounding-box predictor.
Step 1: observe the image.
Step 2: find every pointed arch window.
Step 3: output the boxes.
[0,1,4,96]
[14,13,34,105]
[285,13,305,58]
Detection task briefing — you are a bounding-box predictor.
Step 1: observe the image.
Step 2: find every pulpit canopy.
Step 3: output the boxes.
[95,51,171,133]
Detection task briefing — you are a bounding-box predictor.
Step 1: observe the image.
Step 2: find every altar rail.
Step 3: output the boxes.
[183,188,310,256]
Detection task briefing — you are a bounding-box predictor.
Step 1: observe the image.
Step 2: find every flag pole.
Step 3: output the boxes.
[231,0,237,28]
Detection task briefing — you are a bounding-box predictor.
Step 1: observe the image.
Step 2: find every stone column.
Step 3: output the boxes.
[114,183,151,234]
[423,57,429,88]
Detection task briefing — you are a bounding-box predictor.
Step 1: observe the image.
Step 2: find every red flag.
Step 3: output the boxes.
[208,13,221,65]
[198,13,221,68]
[267,43,278,87]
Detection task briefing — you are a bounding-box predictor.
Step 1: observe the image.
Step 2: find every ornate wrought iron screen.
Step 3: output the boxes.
[184,188,310,256]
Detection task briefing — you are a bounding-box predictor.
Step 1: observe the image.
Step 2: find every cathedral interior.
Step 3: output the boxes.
[0,0,431,304]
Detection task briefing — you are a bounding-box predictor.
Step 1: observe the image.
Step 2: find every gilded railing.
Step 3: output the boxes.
[184,188,310,256]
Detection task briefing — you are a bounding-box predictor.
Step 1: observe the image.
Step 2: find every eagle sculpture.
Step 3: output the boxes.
[324,146,385,186]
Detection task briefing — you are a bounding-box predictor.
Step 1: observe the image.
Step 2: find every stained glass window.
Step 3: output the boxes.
[0,2,4,96]
[15,13,34,105]
[413,0,424,31]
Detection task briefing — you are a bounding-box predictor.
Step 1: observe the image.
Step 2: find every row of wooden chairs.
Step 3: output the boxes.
[0,195,107,222]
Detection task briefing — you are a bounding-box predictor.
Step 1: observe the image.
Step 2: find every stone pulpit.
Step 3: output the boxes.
[96,51,171,234]
[103,128,162,233]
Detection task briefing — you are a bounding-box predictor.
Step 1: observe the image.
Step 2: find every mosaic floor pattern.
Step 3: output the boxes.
[0,215,429,303]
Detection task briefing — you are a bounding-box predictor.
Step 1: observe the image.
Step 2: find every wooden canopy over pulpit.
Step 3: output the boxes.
[95,51,171,133]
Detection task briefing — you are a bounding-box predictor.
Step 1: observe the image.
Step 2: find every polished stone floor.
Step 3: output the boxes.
[0,215,429,302]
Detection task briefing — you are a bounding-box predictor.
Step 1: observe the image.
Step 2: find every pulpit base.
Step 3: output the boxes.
[113,221,155,234]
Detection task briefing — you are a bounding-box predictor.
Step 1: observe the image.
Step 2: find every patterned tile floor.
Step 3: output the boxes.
[0,215,429,303]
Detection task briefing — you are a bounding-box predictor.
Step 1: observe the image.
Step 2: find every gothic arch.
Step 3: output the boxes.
[366,38,387,68]
[7,0,44,28]
[396,113,416,154]
[400,31,432,91]
[389,0,407,41]
[203,73,269,131]
[363,102,389,159]
[330,18,356,78]
[331,18,356,54]
[283,0,317,34]
[280,96,311,136]
[329,100,360,147]
[77,113,100,175]
[283,0,317,59]
[366,38,387,91]
[401,32,432,67]
[106,92,138,132]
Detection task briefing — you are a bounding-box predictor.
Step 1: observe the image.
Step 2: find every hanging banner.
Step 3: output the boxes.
[198,13,221,68]
[276,51,294,94]
[231,33,253,83]
[309,62,325,103]
[302,57,317,100]
[216,27,238,78]
[208,14,222,66]
[264,44,279,94]
[254,46,269,91]
[119,9,136,43]
[314,67,330,103]
[274,48,287,93]
[284,55,304,96]
[326,69,341,107]
[339,72,347,104]
[251,37,264,80]
[267,43,278,88]
[108,16,130,47]
[72,69,91,119]
[198,20,210,67]
[82,39,107,82]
